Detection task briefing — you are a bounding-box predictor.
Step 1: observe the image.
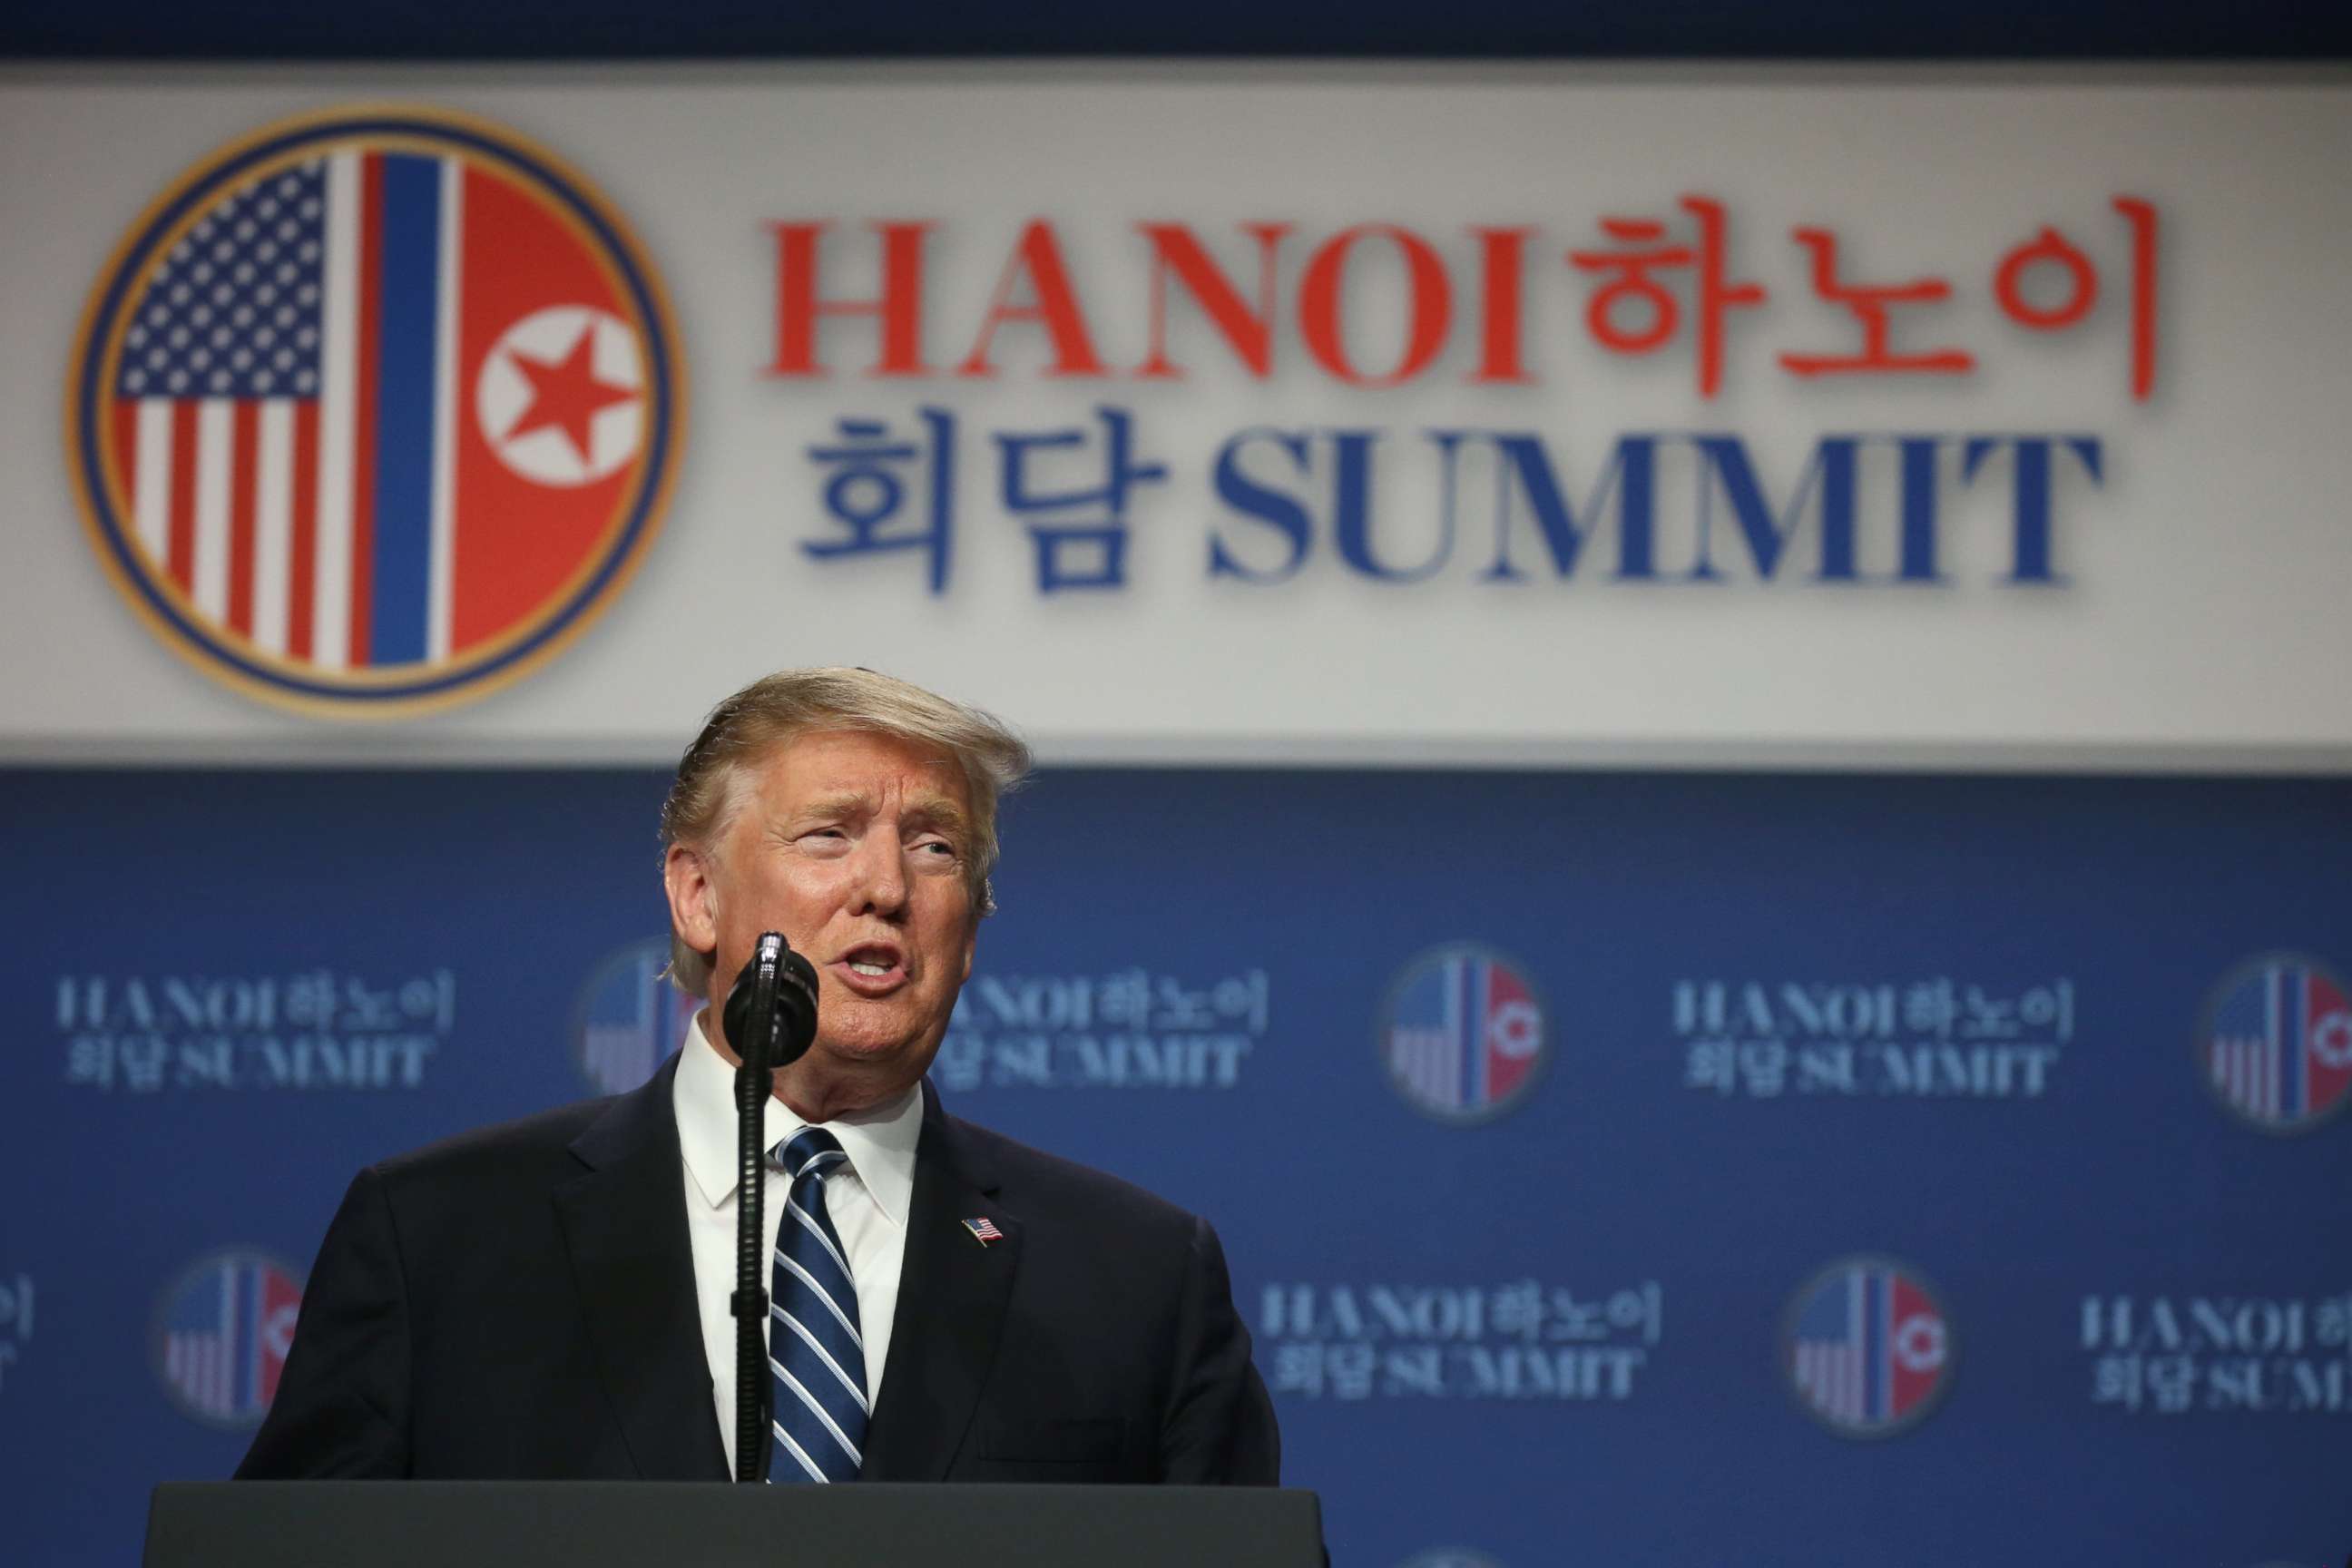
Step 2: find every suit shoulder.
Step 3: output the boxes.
[368,1092,619,1199]
[946,1113,1201,1239]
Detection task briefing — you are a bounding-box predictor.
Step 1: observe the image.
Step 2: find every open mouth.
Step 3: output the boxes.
[831,943,907,995]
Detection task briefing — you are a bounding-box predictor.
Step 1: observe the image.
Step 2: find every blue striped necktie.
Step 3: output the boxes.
[766,1128,868,1484]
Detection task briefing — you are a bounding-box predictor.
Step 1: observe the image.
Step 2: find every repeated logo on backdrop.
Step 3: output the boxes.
[1379,946,1547,1123]
[573,937,699,1094]
[1259,1279,1663,1404]
[1674,974,2073,1102]
[150,1250,303,1429]
[937,967,1271,1092]
[1783,1257,1955,1439]
[55,968,456,1093]
[0,1272,31,1399]
[66,105,682,715]
[2081,1289,2352,1415]
[2199,955,2352,1133]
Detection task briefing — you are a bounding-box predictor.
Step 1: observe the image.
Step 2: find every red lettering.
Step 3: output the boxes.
[2112,196,2160,401]
[1298,225,1453,387]
[766,220,932,377]
[1135,222,1289,379]
[1778,227,1974,378]
[956,220,1107,377]
[1994,226,2099,330]
[1568,198,1763,397]
[1467,227,1533,384]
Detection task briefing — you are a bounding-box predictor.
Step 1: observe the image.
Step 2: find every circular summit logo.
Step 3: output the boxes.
[1378,944,1547,1124]
[2198,954,2352,1134]
[151,1249,305,1429]
[67,105,684,717]
[574,936,701,1094]
[1782,1256,1954,1440]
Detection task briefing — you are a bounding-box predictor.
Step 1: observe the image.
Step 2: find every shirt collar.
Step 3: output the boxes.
[672,1013,920,1228]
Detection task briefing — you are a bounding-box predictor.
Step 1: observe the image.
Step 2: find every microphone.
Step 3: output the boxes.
[719,932,819,1482]
[721,932,820,1071]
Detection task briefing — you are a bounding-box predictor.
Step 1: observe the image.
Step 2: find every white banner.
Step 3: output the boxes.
[3,65,2347,768]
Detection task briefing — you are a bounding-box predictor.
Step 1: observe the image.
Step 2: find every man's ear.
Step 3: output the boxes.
[663,842,719,962]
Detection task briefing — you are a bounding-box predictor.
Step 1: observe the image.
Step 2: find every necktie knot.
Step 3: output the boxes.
[775,1126,848,1183]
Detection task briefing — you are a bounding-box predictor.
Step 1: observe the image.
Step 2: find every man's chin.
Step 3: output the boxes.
[811,1001,945,1061]
[769,1037,936,1120]
[799,1030,940,1083]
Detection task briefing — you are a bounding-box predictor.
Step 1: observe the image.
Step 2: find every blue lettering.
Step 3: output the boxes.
[1209,428,1314,583]
[1334,431,1447,582]
[1690,435,1858,582]
[1456,431,1657,581]
[1961,435,2102,584]
[1896,436,1943,583]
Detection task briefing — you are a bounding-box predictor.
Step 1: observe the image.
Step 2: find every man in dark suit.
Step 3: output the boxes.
[240,668,1277,1485]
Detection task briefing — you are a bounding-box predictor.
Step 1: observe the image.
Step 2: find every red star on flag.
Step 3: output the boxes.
[507,327,637,466]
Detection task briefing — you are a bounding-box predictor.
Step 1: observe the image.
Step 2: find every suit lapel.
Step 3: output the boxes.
[862,1080,1023,1480]
[553,1053,730,1481]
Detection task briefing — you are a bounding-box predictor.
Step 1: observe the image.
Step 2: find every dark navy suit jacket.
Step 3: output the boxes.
[238,1054,1279,1484]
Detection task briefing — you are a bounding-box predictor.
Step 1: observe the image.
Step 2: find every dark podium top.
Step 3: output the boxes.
[147,1482,1326,1568]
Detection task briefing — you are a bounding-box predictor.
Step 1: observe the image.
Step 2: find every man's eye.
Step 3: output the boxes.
[915,839,957,858]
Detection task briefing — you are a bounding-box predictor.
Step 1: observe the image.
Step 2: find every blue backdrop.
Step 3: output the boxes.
[1,765,2347,1566]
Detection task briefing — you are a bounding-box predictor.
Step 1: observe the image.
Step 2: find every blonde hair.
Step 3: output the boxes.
[660,668,1032,995]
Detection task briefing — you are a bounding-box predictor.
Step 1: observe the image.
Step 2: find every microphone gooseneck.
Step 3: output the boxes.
[721,932,820,1482]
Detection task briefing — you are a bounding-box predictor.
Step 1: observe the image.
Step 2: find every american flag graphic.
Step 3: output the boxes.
[577,938,700,1094]
[962,1217,1004,1245]
[79,113,675,704]
[1788,1261,1947,1436]
[2206,959,2352,1128]
[156,1252,302,1427]
[1385,948,1544,1117]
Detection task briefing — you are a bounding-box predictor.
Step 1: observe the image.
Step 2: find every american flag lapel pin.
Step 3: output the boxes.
[962,1216,1004,1247]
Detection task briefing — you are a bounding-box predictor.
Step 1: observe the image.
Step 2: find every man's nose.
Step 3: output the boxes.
[848,830,909,916]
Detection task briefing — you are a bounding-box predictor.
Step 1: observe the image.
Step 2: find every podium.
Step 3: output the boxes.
[145,1482,1327,1567]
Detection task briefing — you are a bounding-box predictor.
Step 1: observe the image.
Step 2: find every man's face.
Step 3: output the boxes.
[667,729,979,1104]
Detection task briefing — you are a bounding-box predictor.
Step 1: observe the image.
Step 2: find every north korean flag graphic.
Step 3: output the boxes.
[2205,957,2352,1132]
[1480,961,1544,1103]
[1787,1259,1952,1439]
[1384,946,1547,1121]
[73,109,680,715]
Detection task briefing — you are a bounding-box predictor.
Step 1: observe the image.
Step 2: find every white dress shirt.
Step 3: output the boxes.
[671,1015,920,1475]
